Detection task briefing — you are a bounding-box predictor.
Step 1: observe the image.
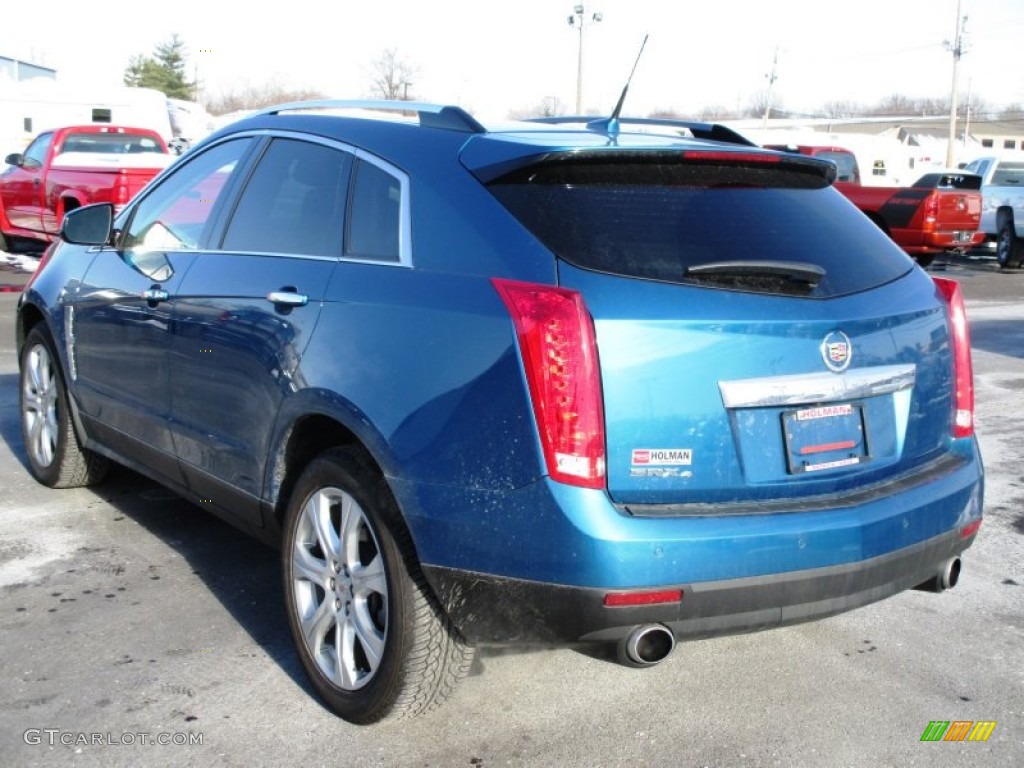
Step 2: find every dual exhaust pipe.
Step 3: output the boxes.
[615,557,962,667]
[615,557,963,667]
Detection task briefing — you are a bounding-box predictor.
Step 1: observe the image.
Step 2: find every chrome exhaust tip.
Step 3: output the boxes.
[914,557,962,592]
[616,624,676,668]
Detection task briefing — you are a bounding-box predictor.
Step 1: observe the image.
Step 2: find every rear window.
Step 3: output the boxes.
[58,132,164,154]
[487,152,912,298]
[991,162,1024,186]
[812,151,860,183]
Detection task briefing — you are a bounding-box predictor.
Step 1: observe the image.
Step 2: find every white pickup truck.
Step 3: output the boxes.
[963,155,1024,269]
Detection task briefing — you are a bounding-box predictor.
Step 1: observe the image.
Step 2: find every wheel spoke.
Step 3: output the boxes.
[292,545,328,587]
[336,614,359,689]
[351,553,386,598]
[352,605,385,670]
[304,490,340,562]
[28,347,47,393]
[338,494,364,567]
[300,594,335,651]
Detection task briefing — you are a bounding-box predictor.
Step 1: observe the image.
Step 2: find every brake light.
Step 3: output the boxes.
[681,150,782,164]
[113,170,130,207]
[923,192,939,227]
[933,277,974,438]
[493,278,606,488]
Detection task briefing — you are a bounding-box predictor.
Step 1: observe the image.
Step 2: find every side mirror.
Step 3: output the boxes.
[61,203,114,246]
[4,153,24,166]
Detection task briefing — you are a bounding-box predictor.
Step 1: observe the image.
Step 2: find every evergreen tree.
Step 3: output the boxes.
[124,34,195,100]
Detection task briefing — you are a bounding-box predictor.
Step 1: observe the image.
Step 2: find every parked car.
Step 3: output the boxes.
[765,144,984,267]
[0,125,172,253]
[16,102,984,724]
[961,155,1024,268]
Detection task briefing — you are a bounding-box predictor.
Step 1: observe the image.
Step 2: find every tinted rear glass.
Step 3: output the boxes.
[991,162,1024,186]
[487,153,912,298]
[813,151,859,182]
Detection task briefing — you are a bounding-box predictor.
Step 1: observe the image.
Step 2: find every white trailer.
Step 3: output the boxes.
[0,78,173,154]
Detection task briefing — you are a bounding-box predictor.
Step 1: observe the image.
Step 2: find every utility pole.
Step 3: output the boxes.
[945,0,968,168]
[762,47,779,129]
[568,5,603,114]
[964,77,972,149]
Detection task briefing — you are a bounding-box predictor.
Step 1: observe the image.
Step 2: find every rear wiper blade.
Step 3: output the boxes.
[686,260,825,286]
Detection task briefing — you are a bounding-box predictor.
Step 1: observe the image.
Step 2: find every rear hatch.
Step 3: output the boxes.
[481,143,958,507]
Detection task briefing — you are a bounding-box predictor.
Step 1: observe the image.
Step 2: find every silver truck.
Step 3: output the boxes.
[963,155,1024,268]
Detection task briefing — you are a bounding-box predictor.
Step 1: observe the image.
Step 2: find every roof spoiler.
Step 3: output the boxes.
[525,116,755,147]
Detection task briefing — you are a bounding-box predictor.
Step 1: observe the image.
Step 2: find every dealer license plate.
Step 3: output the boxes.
[782,402,869,474]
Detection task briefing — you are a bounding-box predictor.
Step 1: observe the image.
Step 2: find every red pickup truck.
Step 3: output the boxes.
[765,145,984,267]
[0,125,172,253]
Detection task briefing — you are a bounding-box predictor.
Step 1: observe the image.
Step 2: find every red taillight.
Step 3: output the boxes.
[604,589,683,607]
[681,150,781,164]
[933,277,974,438]
[923,192,939,227]
[113,170,130,206]
[492,278,606,488]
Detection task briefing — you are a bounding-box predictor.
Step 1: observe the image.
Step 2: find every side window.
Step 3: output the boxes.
[22,132,53,169]
[121,138,250,252]
[221,138,350,257]
[345,158,403,262]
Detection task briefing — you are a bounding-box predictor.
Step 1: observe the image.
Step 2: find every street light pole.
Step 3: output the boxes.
[762,46,779,130]
[568,5,602,114]
[945,0,967,168]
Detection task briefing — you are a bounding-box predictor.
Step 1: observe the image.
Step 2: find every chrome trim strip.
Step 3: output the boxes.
[719,364,916,409]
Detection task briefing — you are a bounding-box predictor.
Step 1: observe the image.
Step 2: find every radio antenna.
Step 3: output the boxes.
[589,34,651,137]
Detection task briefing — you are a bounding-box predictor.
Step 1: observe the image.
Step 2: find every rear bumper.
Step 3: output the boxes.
[424,525,979,645]
[900,231,985,254]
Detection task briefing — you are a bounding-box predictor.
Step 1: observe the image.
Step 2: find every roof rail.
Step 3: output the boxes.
[254,100,487,134]
[526,116,754,147]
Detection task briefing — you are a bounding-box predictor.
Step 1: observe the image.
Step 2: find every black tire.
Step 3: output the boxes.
[19,326,109,488]
[915,254,936,269]
[996,217,1024,269]
[281,447,474,724]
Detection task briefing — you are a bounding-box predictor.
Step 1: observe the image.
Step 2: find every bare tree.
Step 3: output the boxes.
[821,100,862,119]
[998,103,1023,119]
[203,84,327,115]
[866,94,922,117]
[508,97,566,120]
[648,108,686,120]
[368,49,419,101]
[696,104,734,121]
[744,91,783,119]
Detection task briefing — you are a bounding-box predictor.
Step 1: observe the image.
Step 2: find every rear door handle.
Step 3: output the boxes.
[266,291,308,308]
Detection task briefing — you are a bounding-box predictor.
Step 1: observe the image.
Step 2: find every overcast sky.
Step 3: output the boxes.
[5,0,1023,118]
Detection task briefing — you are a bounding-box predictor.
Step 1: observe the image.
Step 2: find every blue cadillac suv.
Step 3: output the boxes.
[16,102,984,723]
